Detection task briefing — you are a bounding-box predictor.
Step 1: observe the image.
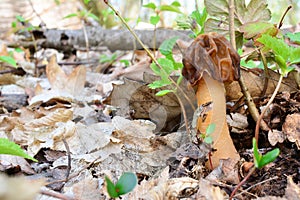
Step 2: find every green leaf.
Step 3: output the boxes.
[159,5,182,13]
[105,176,119,198]
[115,172,137,195]
[252,138,262,168]
[171,1,181,7]
[63,13,78,19]
[0,138,37,162]
[150,15,160,25]
[0,56,17,68]
[16,15,26,22]
[157,58,174,75]
[143,3,156,10]
[87,13,99,21]
[148,79,172,89]
[83,0,91,4]
[252,138,280,169]
[120,59,130,67]
[206,123,216,135]
[257,34,290,60]
[204,0,271,38]
[286,32,300,44]
[159,36,179,57]
[241,59,258,69]
[259,148,280,168]
[150,63,161,76]
[204,136,213,144]
[240,21,276,39]
[156,89,173,96]
[290,48,300,64]
[14,48,24,53]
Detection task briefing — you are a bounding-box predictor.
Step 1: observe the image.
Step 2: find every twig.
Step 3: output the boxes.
[174,92,191,135]
[234,176,278,198]
[259,49,270,97]
[255,75,283,145]
[62,139,71,182]
[28,0,45,26]
[230,166,256,199]
[228,0,236,49]
[40,189,74,200]
[46,156,101,186]
[278,5,292,29]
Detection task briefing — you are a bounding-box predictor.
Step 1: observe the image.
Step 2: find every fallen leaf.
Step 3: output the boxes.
[282,113,300,149]
[268,129,286,146]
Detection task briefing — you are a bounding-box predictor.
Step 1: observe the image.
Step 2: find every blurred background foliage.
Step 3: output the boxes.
[0,0,299,39]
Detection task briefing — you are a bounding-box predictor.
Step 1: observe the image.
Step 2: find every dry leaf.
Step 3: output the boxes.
[282,113,300,149]
[268,129,286,146]
[73,178,103,200]
[46,55,86,96]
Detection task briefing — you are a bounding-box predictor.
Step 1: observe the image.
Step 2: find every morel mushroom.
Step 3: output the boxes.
[182,32,240,168]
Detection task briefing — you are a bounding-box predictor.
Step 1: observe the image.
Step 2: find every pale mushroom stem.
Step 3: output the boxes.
[196,73,239,169]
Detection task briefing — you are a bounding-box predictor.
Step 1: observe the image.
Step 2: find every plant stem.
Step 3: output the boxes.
[228,0,236,49]
[255,75,284,145]
[227,0,268,132]
[229,166,256,199]
[278,5,292,29]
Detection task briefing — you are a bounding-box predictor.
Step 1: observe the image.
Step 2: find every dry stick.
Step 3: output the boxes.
[62,138,71,182]
[234,176,278,198]
[278,5,292,29]
[46,156,101,186]
[103,0,195,134]
[229,166,256,200]
[259,49,270,97]
[255,75,284,144]
[40,189,74,200]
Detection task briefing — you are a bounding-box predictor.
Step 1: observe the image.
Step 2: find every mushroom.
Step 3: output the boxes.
[182,32,240,168]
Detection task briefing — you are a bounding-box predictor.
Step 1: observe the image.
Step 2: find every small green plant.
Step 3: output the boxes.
[143,1,182,52]
[143,1,182,27]
[230,138,279,199]
[200,123,215,144]
[0,138,37,162]
[105,172,137,198]
[148,36,183,96]
[252,138,280,169]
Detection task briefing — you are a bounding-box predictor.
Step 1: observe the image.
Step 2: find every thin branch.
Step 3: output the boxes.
[278,5,292,29]
[255,75,283,145]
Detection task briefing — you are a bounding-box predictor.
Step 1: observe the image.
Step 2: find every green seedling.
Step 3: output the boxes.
[148,36,183,96]
[0,138,37,162]
[252,138,280,169]
[105,172,137,198]
[201,123,215,144]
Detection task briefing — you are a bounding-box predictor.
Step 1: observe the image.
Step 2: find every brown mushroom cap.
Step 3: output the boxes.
[182,32,240,86]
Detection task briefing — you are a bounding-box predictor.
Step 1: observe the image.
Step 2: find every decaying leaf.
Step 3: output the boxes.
[282,113,300,149]
[268,129,286,146]
[182,32,240,168]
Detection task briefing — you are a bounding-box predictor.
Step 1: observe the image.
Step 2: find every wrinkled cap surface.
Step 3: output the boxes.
[182,32,240,86]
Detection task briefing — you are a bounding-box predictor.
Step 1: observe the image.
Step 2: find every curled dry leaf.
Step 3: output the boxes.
[282,113,300,149]
[182,32,240,168]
